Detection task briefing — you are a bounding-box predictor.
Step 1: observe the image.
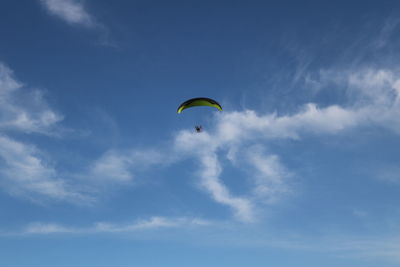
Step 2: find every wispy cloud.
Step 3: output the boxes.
[19,216,211,235]
[373,165,400,184]
[14,218,400,264]
[305,67,400,132]
[246,146,291,204]
[174,129,288,223]
[280,234,400,264]
[0,64,62,134]
[3,42,400,223]
[170,64,400,222]
[172,102,361,221]
[85,149,168,185]
[373,18,400,49]
[0,63,163,203]
[0,135,89,202]
[39,0,116,46]
[0,63,89,202]
[76,19,400,221]
[94,216,210,233]
[340,236,400,263]
[51,63,400,223]
[24,222,77,234]
[198,152,255,222]
[39,0,94,27]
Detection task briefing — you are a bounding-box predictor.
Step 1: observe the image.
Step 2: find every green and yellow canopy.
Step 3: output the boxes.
[177,97,222,113]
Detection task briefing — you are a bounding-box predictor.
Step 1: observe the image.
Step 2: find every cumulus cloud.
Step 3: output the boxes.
[40,0,94,27]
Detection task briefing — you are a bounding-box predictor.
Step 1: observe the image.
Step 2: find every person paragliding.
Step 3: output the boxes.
[194,125,203,133]
[177,97,222,133]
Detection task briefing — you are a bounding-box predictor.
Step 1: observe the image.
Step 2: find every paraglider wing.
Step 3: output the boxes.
[177,97,222,113]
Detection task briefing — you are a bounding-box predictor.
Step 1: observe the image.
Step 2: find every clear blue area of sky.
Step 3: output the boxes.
[1,1,400,266]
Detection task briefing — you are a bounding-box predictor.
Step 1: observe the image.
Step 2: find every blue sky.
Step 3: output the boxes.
[1,0,400,266]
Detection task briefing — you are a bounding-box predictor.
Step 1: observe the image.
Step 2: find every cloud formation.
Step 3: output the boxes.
[88,149,166,184]
[40,0,94,27]
[0,135,88,202]
[0,63,88,202]
[0,63,162,204]
[0,64,63,134]
[3,61,400,223]
[20,216,210,235]
[168,65,400,222]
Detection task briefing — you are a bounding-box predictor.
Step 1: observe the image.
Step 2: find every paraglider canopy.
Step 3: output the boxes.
[177,97,222,113]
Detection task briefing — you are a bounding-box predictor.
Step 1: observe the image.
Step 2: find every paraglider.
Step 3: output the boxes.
[194,125,203,133]
[177,97,222,132]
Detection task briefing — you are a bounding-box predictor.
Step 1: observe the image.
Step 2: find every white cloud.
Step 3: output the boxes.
[214,68,400,145]
[87,149,167,184]
[16,216,400,265]
[246,146,290,204]
[40,0,94,27]
[24,222,77,234]
[0,135,89,203]
[174,129,291,222]
[0,63,169,203]
[94,216,210,233]
[373,18,400,49]
[374,165,400,184]
[0,63,89,202]
[215,104,361,142]
[0,63,63,134]
[89,151,134,183]
[70,64,400,223]
[88,134,255,222]
[172,102,364,221]
[170,66,400,222]
[0,64,22,94]
[22,218,400,265]
[198,153,255,222]
[291,234,400,264]
[4,60,400,223]
[306,68,400,132]
[20,216,211,235]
